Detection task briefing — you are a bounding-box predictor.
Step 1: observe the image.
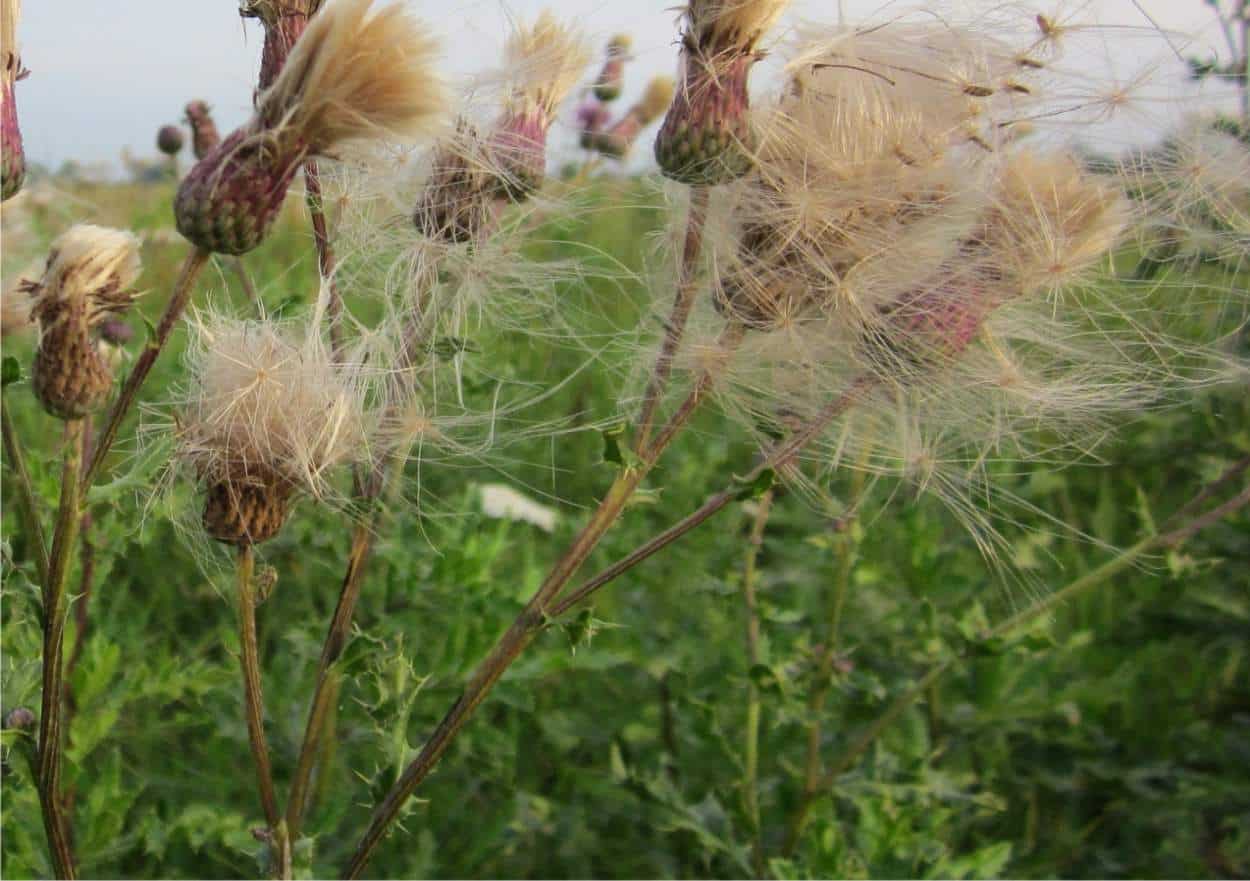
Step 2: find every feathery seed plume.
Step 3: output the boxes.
[413,120,499,244]
[27,225,142,419]
[595,76,675,158]
[592,33,632,102]
[184,100,222,161]
[654,0,791,185]
[488,10,591,199]
[1,0,26,201]
[175,309,371,545]
[176,0,447,255]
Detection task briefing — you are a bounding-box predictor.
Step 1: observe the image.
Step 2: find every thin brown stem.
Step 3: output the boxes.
[39,419,84,881]
[1,397,50,586]
[81,248,209,495]
[634,186,709,452]
[304,161,345,359]
[340,197,718,879]
[236,546,282,840]
[230,257,262,315]
[740,488,774,877]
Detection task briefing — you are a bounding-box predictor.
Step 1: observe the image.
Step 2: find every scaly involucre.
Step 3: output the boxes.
[175,0,448,255]
[489,10,591,199]
[175,309,372,544]
[27,225,142,419]
[1,0,26,200]
[654,0,792,184]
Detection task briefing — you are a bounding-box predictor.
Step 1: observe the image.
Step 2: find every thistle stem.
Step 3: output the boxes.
[634,186,709,451]
[81,247,209,496]
[235,544,285,878]
[304,161,345,359]
[340,190,717,880]
[740,488,774,877]
[229,257,262,314]
[1,396,50,586]
[38,419,84,881]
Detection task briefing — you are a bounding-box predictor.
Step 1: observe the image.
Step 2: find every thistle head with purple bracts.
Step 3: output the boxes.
[176,0,446,255]
[592,33,631,102]
[157,124,185,157]
[595,76,674,159]
[487,11,590,200]
[1,0,27,201]
[184,100,221,160]
[654,0,791,186]
[577,99,612,150]
[26,226,142,420]
[241,0,325,93]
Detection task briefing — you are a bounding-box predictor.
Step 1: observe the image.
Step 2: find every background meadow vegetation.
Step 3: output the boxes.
[2,172,1249,879]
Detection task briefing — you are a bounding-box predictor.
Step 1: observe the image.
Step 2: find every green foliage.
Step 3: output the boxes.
[1,180,1248,880]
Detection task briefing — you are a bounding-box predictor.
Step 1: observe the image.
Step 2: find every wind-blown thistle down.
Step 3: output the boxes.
[654,0,791,184]
[172,309,372,545]
[27,225,142,420]
[487,11,590,199]
[1,0,26,200]
[174,0,447,255]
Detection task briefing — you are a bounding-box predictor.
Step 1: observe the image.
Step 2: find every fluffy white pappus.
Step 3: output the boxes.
[501,10,592,121]
[172,309,375,503]
[27,224,142,326]
[683,0,793,54]
[258,0,448,153]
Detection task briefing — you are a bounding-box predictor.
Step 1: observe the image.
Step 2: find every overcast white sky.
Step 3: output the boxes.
[11,0,1241,170]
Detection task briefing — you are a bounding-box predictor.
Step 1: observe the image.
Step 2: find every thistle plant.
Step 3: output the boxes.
[594,76,676,159]
[184,99,221,161]
[654,0,791,185]
[1,0,26,201]
[593,33,631,102]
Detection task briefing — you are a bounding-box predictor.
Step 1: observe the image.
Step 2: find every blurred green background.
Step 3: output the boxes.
[2,176,1249,880]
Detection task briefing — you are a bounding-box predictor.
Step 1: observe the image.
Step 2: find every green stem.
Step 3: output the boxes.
[39,419,84,881]
[1,396,50,586]
[235,545,287,878]
[740,488,774,877]
[340,189,716,879]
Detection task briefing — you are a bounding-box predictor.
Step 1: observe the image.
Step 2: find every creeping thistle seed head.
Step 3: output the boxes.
[654,0,791,185]
[157,125,185,157]
[595,76,675,159]
[413,120,499,244]
[1,0,26,201]
[592,33,632,102]
[487,11,591,200]
[27,225,142,420]
[175,309,371,545]
[241,0,325,92]
[176,0,447,255]
[184,100,222,161]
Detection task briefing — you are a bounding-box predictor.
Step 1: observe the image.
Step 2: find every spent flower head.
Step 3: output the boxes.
[26,225,142,419]
[175,0,447,255]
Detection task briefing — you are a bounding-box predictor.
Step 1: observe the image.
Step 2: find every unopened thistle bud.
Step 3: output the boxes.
[413,121,497,244]
[592,33,631,102]
[157,124,185,157]
[28,226,142,420]
[596,76,675,158]
[1,0,26,201]
[241,0,324,92]
[488,11,590,200]
[184,100,221,160]
[576,99,612,150]
[654,0,790,185]
[3,706,35,731]
[176,312,369,546]
[176,0,446,255]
